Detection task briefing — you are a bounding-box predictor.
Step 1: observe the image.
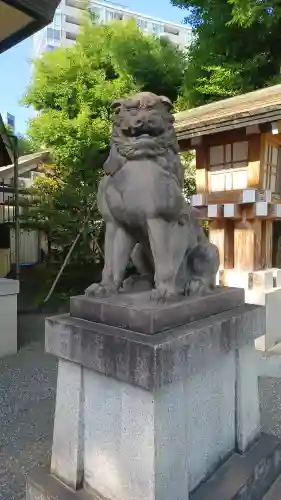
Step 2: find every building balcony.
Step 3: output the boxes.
[64,21,80,36]
[65,0,85,11]
[64,4,85,22]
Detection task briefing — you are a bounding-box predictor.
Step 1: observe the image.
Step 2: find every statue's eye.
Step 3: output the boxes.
[111,100,122,114]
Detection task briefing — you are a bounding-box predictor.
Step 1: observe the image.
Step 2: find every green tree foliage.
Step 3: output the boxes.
[172,0,281,106]
[181,152,196,197]
[228,0,281,27]
[22,16,186,259]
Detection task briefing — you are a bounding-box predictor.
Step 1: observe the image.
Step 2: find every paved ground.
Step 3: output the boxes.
[1,313,281,499]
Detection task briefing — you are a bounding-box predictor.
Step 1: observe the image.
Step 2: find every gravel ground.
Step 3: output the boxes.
[259,376,281,438]
[0,313,281,499]
[0,338,57,500]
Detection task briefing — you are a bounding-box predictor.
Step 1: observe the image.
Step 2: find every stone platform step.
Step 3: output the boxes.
[190,434,281,500]
[263,475,281,500]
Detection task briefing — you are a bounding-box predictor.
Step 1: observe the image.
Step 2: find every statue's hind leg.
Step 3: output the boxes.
[122,243,154,292]
[185,243,219,296]
[147,218,188,301]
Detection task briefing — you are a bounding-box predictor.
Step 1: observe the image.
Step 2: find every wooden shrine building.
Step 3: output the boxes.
[174,84,281,285]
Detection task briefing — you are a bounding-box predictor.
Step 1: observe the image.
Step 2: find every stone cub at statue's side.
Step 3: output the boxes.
[86,92,219,300]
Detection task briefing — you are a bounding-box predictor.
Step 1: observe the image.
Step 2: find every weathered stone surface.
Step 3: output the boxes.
[70,286,245,334]
[236,343,260,452]
[46,304,264,390]
[190,434,281,500]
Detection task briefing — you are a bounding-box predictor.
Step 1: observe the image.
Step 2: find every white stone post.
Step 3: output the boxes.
[0,278,19,357]
[51,359,84,490]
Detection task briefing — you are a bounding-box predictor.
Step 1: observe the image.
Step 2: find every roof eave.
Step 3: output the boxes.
[0,17,42,54]
[175,108,281,140]
[0,113,14,165]
[0,150,50,180]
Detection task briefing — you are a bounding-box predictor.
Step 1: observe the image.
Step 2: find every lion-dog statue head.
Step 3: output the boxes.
[103,92,184,187]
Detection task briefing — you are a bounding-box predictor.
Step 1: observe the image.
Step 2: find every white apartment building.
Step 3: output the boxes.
[33,0,192,57]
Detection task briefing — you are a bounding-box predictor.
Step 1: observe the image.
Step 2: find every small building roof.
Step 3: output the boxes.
[0,0,60,167]
[0,0,61,54]
[174,84,281,141]
[0,150,49,180]
[0,113,13,166]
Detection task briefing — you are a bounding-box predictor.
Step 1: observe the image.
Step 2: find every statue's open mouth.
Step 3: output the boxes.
[123,126,159,138]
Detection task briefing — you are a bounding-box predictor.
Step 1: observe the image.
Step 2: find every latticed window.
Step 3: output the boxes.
[208,141,248,192]
[262,143,280,192]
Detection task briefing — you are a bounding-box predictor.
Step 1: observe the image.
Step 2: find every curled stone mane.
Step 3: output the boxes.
[104,92,183,186]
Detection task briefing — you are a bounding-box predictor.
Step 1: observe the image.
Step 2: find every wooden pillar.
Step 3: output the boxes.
[247,134,261,189]
[234,218,262,271]
[209,219,234,270]
[195,146,208,194]
[261,220,273,269]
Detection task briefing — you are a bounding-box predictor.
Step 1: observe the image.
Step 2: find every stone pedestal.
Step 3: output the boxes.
[26,286,281,500]
[220,268,281,352]
[0,278,19,357]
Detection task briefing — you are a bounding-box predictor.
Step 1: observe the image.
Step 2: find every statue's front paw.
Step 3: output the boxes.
[85,282,118,298]
[150,284,177,302]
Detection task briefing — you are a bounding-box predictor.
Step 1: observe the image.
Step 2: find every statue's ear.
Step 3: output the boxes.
[160,95,172,111]
[111,99,123,114]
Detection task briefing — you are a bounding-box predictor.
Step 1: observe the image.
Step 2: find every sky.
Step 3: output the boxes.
[0,0,187,135]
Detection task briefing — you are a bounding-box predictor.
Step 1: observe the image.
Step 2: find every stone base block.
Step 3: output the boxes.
[220,269,253,289]
[0,278,19,357]
[272,268,281,288]
[255,334,266,352]
[70,286,244,334]
[246,287,281,351]
[221,268,281,292]
[217,268,281,352]
[27,434,281,500]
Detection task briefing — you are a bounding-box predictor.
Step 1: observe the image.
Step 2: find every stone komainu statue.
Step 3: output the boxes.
[86,92,219,300]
